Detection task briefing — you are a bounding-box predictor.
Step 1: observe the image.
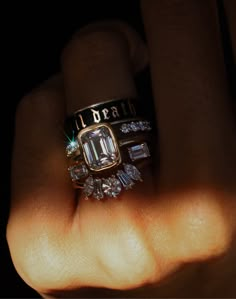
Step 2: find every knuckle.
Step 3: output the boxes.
[99,226,158,289]
[175,191,234,260]
[62,27,127,64]
[7,222,66,293]
[61,21,147,73]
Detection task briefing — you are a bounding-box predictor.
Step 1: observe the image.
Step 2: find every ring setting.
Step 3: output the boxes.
[64,98,153,200]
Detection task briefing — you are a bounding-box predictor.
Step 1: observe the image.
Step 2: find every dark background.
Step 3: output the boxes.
[1,1,234,298]
[1,2,146,297]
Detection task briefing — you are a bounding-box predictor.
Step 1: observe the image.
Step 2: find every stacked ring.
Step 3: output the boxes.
[64,98,153,200]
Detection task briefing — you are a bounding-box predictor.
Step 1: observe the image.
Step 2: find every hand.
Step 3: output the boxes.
[7,1,236,297]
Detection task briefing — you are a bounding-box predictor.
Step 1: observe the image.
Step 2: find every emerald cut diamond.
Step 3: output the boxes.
[79,124,121,171]
[68,163,89,181]
[128,142,150,161]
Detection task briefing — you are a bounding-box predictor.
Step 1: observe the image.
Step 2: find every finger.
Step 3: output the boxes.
[62,21,148,114]
[61,21,153,202]
[9,74,74,215]
[56,22,158,290]
[141,0,236,185]
[7,75,75,273]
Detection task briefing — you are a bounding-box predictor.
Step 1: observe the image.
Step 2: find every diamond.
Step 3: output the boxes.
[68,163,89,181]
[120,123,130,133]
[138,121,146,131]
[93,178,104,200]
[124,164,142,181]
[83,176,94,197]
[130,121,139,132]
[128,142,150,161]
[120,121,152,134]
[66,140,79,156]
[116,170,134,190]
[79,124,121,171]
[102,176,122,198]
[144,121,152,131]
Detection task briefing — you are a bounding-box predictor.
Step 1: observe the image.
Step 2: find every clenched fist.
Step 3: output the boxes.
[7,1,236,297]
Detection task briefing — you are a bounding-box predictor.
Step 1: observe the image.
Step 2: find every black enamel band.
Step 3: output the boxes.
[64,98,144,138]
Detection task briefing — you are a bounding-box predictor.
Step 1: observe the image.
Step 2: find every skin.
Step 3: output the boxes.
[7,0,236,297]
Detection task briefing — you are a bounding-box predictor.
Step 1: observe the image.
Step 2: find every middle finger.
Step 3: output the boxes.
[141,0,236,186]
